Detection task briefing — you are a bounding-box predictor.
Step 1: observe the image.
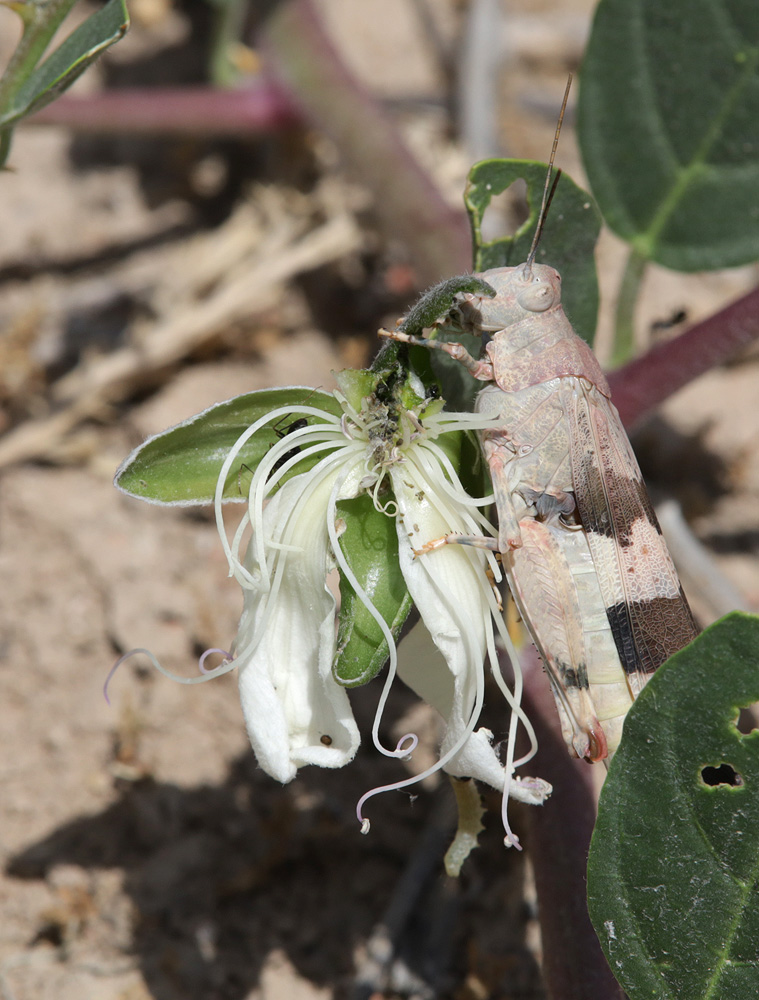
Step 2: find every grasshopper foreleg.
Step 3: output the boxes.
[414,533,500,555]
[378,328,494,381]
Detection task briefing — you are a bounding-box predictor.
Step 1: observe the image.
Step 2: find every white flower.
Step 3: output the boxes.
[205,374,549,847]
[113,373,550,847]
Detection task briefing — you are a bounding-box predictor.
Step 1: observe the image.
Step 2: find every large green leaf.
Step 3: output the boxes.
[333,495,412,687]
[465,159,602,344]
[578,0,759,270]
[588,613,759,999]
[0,0,130,128]
[115,387,343,505]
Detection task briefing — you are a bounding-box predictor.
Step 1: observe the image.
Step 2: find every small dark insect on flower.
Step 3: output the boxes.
[271,417,310,472]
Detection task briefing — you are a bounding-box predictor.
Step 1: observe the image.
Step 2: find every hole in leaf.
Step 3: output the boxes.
[701,763,743,787]
[736,703,759,735]
[477,181,529,243]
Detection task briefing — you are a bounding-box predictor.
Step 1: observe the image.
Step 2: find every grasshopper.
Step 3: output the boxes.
[380,85,698,762]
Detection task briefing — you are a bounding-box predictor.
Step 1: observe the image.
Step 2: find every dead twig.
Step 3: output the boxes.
[0,213,361,469]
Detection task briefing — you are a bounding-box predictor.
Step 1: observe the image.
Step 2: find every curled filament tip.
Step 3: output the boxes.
[104,653,126,706]
[504,832,523,851]
[393,733,418,759]
[198,648,232,674]
[103,647,151,706]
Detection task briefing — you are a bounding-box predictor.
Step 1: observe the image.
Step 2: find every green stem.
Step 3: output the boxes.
[611,247,647,368]
[0,0,80,112]
[0,127,12,168]
[208,0,249,87]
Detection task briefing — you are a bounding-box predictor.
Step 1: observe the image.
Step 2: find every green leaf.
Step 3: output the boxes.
[588,612,759,999]
[465,159,602,344]
[0,0,130,128]
[578,0,759,271]
[333,494,413,687]
[115,387,343,506]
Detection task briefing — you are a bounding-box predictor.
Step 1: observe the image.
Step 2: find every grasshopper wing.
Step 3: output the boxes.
[565,380,698,696]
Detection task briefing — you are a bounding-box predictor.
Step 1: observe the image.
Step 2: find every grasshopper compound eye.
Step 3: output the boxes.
[517,278,555,313]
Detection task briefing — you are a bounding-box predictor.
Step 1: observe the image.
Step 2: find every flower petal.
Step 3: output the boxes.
[236,468,360,782]
[394,623,507,791]
[390,462,515,790]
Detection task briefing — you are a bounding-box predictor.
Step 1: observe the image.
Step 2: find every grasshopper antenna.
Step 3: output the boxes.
[525,73,573,272]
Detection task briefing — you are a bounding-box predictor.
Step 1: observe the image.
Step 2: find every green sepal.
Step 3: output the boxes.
[334,368,379,414]
[399,275,496,338]
[0,0,130,128]
[588,613,759,999]
[465,159,601,344]
[115,386,342,506]
[333,494,413,687]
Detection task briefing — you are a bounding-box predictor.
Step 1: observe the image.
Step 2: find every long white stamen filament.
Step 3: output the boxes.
[412,443,497,539]
[232,449,354,670]
[229,511,251,573]
[416,444,496,508]
[485,621,527,849]
[409,445,504,606]
[489,610,538,767]
[248,433,348,583]
[248,440,356,575]
[107,645,240,689]
[482,584,540,846]
[214,405,343,584]
[351,444,494,828]
[404,449,496,556]
[356,617,486,832]
[326,464,418,761]
[247,437,341,566]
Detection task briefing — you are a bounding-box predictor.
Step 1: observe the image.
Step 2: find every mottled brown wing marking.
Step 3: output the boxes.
[564,381,698,695]
[606,595,696,674]
[563,383,638,678]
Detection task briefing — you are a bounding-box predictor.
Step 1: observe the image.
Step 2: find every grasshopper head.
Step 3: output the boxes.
[464,263,563,333]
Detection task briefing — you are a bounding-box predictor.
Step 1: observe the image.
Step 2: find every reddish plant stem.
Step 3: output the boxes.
[520,647,626,1000]
[28,81,301,136]
[257,0,472,286]
[609,284,759,429]
[30,0,472,286]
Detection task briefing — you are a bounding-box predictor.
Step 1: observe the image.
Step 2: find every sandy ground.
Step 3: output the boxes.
[0,1,757,998]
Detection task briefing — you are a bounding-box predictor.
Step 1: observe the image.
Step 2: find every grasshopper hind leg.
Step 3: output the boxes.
[506,518,609,763]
